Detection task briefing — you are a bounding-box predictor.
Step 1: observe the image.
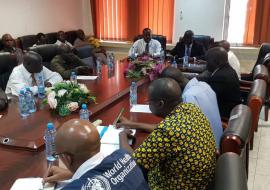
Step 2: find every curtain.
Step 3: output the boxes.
[91,0,174,42]
[244,0,270,45]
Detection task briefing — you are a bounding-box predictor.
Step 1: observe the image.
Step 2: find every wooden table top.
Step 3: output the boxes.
[0,61,161,189]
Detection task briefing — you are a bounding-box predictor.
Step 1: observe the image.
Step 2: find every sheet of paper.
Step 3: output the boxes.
[11,178,55,190]
[100,143,119,155]
[130,104,151,113]
[77,75,98,80]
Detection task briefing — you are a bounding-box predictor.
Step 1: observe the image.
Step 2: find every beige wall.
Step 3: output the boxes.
[0,0,93,37]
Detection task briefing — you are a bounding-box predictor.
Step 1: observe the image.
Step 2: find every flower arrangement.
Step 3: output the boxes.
[45,81,96,116]
[88,36,101,48]
[124,55,164,81]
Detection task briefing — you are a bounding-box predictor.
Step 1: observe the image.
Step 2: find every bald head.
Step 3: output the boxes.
[161,67,188,90]
[148,78,181,117]
[206,47,228,72]
[220,40,230,52]
[56,119,100,172]
[23,51,43,73]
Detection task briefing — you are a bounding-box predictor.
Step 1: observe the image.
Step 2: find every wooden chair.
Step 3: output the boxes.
[213,152,248,190]
[221,104,252,176]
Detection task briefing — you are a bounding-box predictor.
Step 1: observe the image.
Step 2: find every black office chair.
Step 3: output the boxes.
[18,35,37,50]
[213,152,248,190]
[0,53,18,90]
[28,44,58,69]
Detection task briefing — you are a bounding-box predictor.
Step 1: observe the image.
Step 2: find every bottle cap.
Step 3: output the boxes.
[131,81,136,85]
[82,104,87,109]
[71,71,75,75]
[26,87,30,91]
[47,122,54,130]
[20,89,26,94]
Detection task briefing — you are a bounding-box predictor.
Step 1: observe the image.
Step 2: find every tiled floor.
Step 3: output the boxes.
[248,107,270,190]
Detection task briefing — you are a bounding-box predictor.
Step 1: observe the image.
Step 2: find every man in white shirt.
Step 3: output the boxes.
[43,119,149,190]
[128,28,161,58]
[55,31,73,48]
[220,40,241,79]
[5,51,63,96]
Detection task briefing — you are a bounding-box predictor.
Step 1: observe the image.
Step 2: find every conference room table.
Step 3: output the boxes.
[0,60,161,189]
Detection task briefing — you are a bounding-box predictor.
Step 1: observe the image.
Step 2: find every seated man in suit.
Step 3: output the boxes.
[5,51,63,96]
[74,29,107,65]
[197,47,241,118]
[50,45,91,79]
[1,33,23,64]
[170,30,205,62]
[128,28,162,58]
[43,119,149,190]
[118,78,216,190]
[0,87,8,111]
[219,40,241,79]
[33,33,47,47]
[161,67,222,149]
[55,31,73,48]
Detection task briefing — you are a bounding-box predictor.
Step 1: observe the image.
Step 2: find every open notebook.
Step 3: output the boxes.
[97,125,136,155]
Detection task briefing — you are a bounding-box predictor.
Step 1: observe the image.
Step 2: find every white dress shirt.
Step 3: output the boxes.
[228,51,241,79]
[5,64,63,96]
[55,40,73,48]
[128,38,162,57]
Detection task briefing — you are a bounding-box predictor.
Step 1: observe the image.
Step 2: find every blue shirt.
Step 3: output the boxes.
[182,78,223,149]
[63,149,149,190]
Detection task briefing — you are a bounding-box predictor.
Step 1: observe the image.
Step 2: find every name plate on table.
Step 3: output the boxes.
[0,135,43,151]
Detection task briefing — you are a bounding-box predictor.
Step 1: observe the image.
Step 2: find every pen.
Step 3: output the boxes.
[42,161,53,189]
[113,108,125,126]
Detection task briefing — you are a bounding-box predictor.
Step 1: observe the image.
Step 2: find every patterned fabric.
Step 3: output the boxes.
[133,103,216,190]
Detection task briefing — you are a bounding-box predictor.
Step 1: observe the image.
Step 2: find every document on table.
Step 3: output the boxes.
[11,177,55,190]
[96,125,136,154]
[130,104,151,113]
[77,75,98,80]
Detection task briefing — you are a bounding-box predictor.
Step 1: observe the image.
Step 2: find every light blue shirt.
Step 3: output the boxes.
[182,78,223,149]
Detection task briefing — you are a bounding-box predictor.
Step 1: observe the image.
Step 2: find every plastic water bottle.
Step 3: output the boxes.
[183,47,189,67]
[18,89,30,118]
[37,74,45,99]
[160,49,165,64]
[96,59,102,75]
[130,82,137,106]
[80,103,90,120]
[45,122,57,162]
[25,87,36,113]
[107,53,114,71]
[172,57,178,68]
[70,71,77,84]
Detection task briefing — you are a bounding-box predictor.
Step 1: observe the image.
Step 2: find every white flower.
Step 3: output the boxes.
[48,97,57,109]
[47,91,56,99]
[79,83,89,93]
[45,87,54,94]
[67,102,79,112]
[66,80,71,84]
[57,89,67,97]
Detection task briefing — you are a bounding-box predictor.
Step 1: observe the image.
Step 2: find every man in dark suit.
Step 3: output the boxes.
[197,47,241,118]
[170,30,205,62]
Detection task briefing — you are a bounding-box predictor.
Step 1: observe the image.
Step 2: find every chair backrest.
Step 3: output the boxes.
[133,34,167,51]
[253,64,269,82]
[213,152,247,190]
[193,35,214,51]
[75,45,94,59]
[263,52,270,72]
[65,30,77,45]
[247,79,267,150]
[45,32,57,44]
[0,53,18,90]
[252,43,270,73]
[28,44,58,69]
[221,104,252,154]
[18,35,37,50]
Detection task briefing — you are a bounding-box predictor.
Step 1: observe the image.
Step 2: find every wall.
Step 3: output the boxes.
[0,0,93,38]
[173,0,227,43]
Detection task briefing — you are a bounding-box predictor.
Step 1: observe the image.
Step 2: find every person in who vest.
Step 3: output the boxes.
[43,119,149,190]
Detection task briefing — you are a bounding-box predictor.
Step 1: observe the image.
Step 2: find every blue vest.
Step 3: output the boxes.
[63,149,149,190]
